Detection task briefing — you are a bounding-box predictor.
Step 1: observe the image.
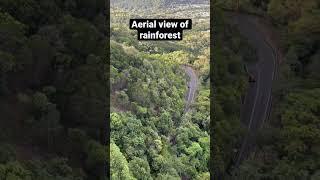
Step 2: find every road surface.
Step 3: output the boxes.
[228,13,277,167]
[184,66,198,112]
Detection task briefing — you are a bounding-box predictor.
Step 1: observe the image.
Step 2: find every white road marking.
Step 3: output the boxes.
[261,38,277,125]
[248,64,261,130]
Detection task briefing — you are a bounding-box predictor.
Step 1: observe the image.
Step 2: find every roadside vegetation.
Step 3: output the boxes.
[215,0,320,179]
[212,6,259,178]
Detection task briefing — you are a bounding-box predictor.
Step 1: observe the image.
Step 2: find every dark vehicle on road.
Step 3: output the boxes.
[248,73,256,83]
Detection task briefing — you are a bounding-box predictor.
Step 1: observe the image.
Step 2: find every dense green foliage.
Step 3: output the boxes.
[110,6,210,179]
[0,1,106,179]
[212,6,259,177]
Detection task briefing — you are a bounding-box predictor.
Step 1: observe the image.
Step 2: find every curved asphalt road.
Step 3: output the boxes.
[184,66,198,112]
[229,13,277,167]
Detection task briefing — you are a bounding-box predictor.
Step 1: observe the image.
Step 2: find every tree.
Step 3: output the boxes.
[85,140,107,170]
[0,51,15,94]
[0,161,32,180]
[110,143,135,180]
[129,157,152,180]
[0,144,16,163]
[32,92,49,112]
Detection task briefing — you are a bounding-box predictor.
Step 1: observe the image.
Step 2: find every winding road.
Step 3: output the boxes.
[228,13,277,167]
[184,65,198,112]
[182,12,277,171]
